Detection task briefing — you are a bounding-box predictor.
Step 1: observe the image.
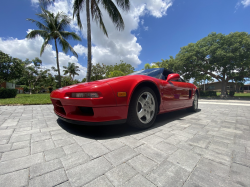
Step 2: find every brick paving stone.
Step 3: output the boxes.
[135,144,167,164]
[167,149,200,171]
[102,139,125,151]
[30,159,63,179]
[203,150,231,166]
[154,131,173,139]
[73,136,95,146]
[230,163,250,187]
[31,132,51,142]
[0,153,44,175]
[154,141,178,155]
[60,151,89,170]
[187,135,211,148]
[11,140,30,150]
[141,134,164,145]
[105,163,138,186]
[0,144,11,153]
[63,143,82,155]
[54,137,75,147]
[44,147,66,161]
[56,181,72,187]
[29,168,68,187]
[196,158,230,178]
[31,139,55,154]
[0,140,8,145]
[0,169,29,187]
[9,134,30,143]
[82,141,110,158]
[0,129,13,140]
[127,154,157,175]
[1,147,30,161]
[66,157,112,187]
[118,136,144,148]
[84,175,113,187]
[147,160,190,187]
[104,146,138,166]
[124,174,156,187]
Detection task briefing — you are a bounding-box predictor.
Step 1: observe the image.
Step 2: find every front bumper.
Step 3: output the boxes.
[51,98,128,123]
[56,114,126,126]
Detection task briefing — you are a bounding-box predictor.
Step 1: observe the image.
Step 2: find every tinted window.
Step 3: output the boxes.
[128,68,164,79]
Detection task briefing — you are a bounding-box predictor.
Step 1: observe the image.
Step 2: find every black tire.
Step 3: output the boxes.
[187,92,198,112]
[127,87,158,129]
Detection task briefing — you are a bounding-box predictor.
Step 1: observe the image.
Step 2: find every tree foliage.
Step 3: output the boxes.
[175,32,250,96]
[0,51,24,84]
[63,62,80,80]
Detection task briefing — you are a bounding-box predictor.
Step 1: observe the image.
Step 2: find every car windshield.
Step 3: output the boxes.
[128,68,164,79]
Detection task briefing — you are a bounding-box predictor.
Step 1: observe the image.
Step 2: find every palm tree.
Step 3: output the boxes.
[73,0,130,82]
[63,62,80,80]
[26,7,82,88]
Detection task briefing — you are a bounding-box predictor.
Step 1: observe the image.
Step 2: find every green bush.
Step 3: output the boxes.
[200,91,217,97]
[229,91,235,96]
[0,88,18,98]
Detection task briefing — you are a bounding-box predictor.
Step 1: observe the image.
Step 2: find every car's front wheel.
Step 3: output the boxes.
[127,87,158,129]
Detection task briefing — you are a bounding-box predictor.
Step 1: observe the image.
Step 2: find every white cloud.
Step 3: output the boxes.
[0,36,87,80]
[45,0,173,66]
[241,0,250,7]
[73,44,87,56]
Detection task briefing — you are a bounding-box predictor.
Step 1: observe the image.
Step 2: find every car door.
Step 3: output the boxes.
[160,80,180,111]
[171,79,190,107]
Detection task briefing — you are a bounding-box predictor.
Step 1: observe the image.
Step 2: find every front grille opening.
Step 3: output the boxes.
[55,100,63,107]
[79,107,94,116]
[55,106,66,116]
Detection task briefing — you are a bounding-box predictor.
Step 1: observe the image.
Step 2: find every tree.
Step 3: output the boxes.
[26,7,81,88]
[175,32,250,97]
[63,62,80,80]
[106,61,134,77]
[0,51,23,84]
[73,0,130,82]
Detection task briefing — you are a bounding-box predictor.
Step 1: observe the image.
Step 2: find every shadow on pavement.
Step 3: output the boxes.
[57,109,201,140]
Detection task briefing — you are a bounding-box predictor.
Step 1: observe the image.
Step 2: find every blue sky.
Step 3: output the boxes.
[0,0,249,80]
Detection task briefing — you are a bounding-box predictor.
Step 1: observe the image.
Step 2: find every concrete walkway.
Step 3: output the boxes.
[0,102,250,187]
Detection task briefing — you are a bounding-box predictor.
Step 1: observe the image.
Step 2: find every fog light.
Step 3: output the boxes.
[71,93,99,98]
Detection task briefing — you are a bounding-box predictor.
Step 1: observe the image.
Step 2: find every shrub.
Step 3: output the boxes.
[0,88,18,98]
[229,91,235,96]
[200,91,217,97]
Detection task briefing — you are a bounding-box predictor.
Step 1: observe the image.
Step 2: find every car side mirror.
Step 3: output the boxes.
[166,73,180,82]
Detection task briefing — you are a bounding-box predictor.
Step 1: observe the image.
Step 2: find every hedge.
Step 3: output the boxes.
[200,91,217,97]
[0,88,18,98]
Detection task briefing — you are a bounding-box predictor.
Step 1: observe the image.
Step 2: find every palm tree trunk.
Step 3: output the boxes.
[54,39,61,88]
[86,0,92,82]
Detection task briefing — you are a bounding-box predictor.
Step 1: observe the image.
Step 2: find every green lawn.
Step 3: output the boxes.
[0,93,52,105]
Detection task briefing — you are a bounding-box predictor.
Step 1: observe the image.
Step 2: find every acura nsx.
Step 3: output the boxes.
[50,68,199,129]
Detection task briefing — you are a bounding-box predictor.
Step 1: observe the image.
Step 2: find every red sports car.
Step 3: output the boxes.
[50,68,199,129]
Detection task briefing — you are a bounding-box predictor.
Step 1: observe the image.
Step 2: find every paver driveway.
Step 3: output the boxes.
[0,100,250,187]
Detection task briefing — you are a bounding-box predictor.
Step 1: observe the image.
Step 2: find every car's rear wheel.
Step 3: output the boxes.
[187,92,198,112]
[127,87,158,129]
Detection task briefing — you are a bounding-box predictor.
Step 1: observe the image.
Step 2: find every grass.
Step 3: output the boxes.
[0,93,52,105]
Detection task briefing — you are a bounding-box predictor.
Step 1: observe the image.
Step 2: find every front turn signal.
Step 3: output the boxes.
[117,92,127,97]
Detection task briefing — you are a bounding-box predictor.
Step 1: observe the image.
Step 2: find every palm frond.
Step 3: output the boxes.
[60,31,82,41]
[91,0,108,36]
[26,30,49,39]
[26,18,49,32]
[40,37,49,56]
[56,32,78,58]
[57,14,72,31]
[115,0,130,11]
[101,0,125,31]
[73,0,86,30]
